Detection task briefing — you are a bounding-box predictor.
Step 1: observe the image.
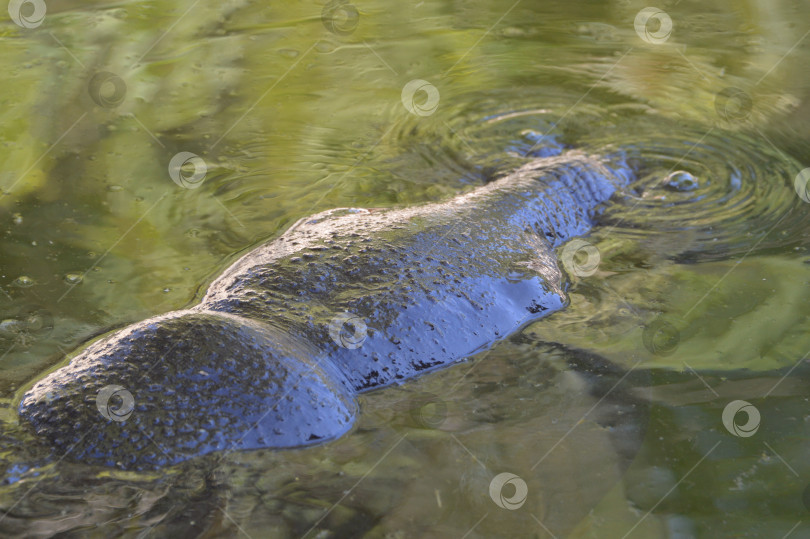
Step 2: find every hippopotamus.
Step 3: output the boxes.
[17,150,635,469]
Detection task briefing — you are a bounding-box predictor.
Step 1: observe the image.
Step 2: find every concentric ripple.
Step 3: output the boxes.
[392,101,808,263]
[592,128,808,262]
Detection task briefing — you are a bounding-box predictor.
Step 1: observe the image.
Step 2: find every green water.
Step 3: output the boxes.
[2,0,810,536]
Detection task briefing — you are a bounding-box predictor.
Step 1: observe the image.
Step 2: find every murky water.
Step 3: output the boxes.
[2,0,810,536]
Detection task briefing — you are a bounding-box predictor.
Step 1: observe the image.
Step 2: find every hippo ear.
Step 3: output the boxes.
[18,310,357,469]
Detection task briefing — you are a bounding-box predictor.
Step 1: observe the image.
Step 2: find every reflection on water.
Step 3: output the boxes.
[1,0,810,536]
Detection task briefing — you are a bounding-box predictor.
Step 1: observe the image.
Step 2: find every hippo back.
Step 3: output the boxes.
[201,152,632,391]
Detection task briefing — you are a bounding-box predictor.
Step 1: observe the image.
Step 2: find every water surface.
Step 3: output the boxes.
[1,0,810,536]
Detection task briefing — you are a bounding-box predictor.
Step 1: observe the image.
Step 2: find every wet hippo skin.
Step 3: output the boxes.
[18,151,634,468]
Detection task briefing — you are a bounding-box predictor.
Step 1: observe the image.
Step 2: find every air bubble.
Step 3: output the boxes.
[64,273,83,285]
[12,276,34,288]
[663,171,699,192]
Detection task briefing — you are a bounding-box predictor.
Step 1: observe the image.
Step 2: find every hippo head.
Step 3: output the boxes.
[18,310,357,469]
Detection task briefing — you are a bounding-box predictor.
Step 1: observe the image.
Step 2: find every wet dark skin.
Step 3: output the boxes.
[18,151,634,469]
